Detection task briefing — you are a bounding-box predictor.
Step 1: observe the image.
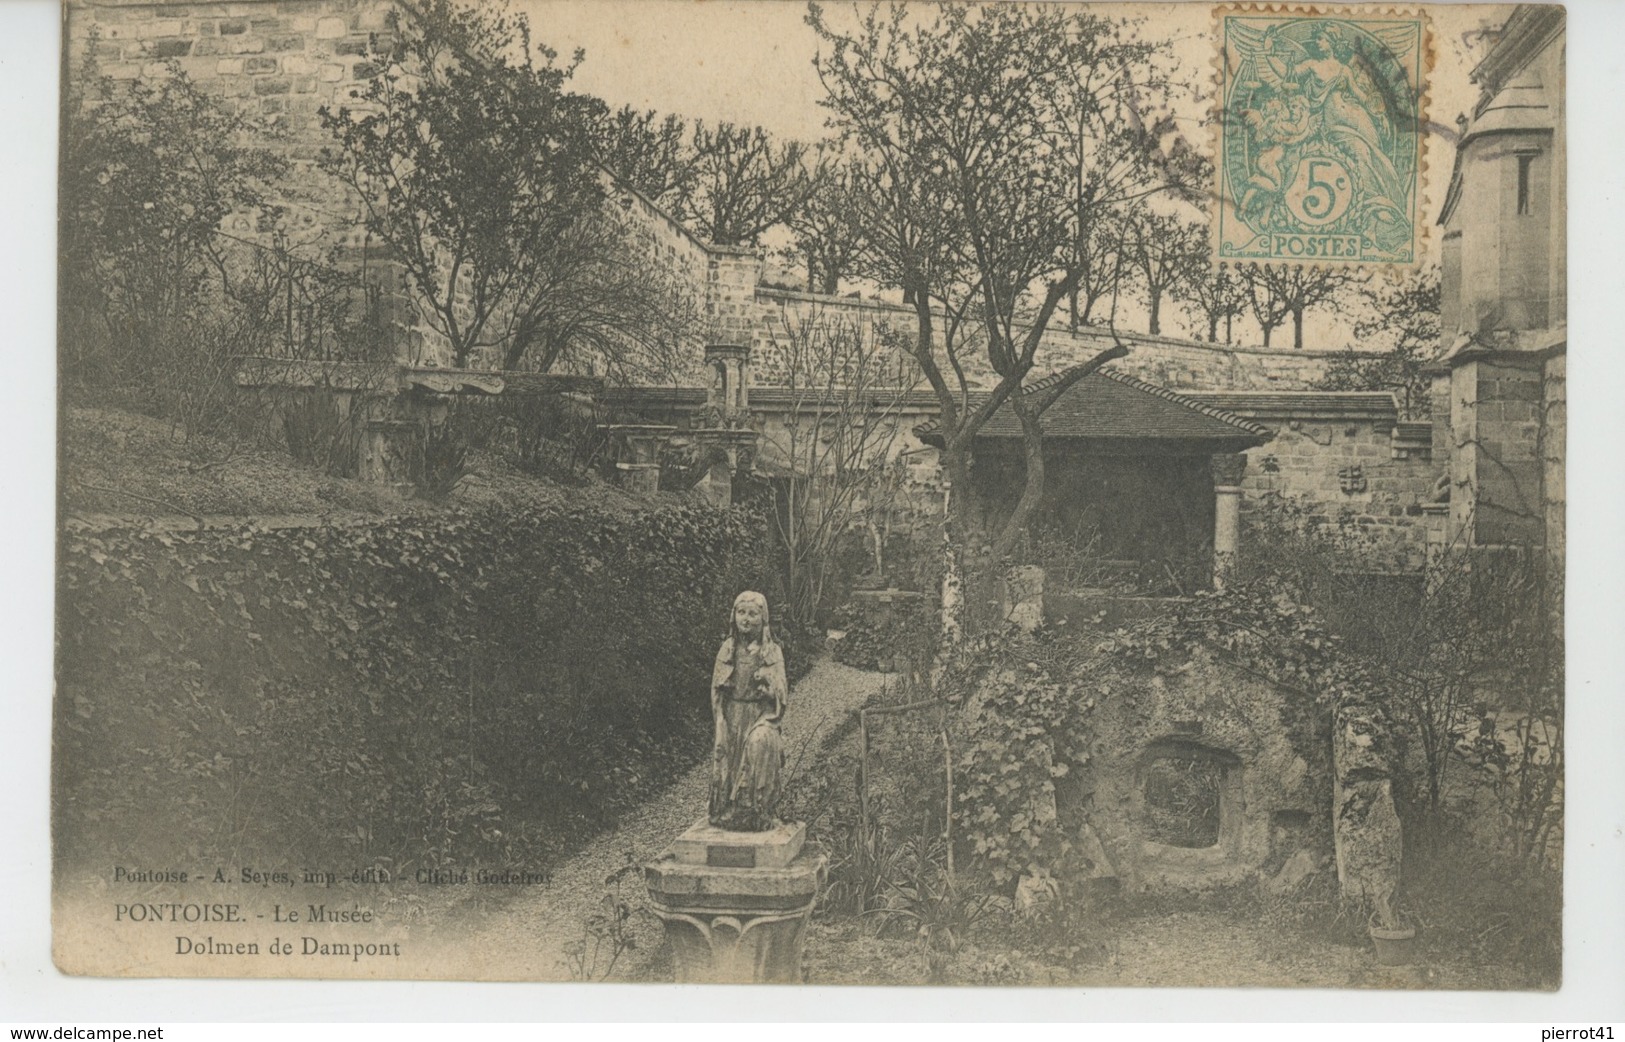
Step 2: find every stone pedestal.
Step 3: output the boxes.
[1420,501,1451,595]
[645,818,825,984]
[359,416,423,490]
[615,461,662,493]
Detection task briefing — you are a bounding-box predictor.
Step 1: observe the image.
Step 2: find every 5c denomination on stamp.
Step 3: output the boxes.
[1215,5,1429,268]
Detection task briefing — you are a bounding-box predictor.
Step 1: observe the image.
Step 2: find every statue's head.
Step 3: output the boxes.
[732,590,771,643]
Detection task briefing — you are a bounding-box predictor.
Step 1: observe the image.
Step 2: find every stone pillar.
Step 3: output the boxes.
[1332,701,1403,926]
[359,416,423,491]
[1210,453,1248,589]
[603,424,676,494]
[690,427,760,509]
[645,819,826,984]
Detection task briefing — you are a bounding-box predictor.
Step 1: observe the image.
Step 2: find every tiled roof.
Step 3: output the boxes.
[915,366,1272,446]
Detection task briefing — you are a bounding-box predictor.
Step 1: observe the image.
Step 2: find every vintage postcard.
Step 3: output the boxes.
[54,0,1566,990]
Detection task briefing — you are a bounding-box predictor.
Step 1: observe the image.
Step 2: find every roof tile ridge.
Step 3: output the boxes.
[1094,367,1273,438]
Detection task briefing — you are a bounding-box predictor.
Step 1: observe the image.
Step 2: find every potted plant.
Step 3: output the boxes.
[1367,891,1418,966]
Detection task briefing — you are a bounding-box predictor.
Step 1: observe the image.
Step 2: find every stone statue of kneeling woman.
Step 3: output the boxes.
[709,591,787,832]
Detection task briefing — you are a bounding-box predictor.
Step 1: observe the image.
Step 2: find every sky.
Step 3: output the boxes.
[522,1,1506,145]
[516,0,1515,346]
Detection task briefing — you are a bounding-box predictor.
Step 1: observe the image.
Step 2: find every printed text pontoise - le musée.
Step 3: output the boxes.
[111,867,401,962]
[113,902,400,961]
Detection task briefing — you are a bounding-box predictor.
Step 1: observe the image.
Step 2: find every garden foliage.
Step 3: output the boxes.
[941,627,1097,886]
[57,504,765,874]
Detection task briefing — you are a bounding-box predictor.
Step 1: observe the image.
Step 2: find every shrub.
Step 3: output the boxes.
[831,596,935,672]
[941,626,1098,887]
[56,504,768,873]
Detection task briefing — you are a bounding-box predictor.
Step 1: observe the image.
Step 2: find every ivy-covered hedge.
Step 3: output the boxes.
[831,596,936,672]
[56,504,766,873]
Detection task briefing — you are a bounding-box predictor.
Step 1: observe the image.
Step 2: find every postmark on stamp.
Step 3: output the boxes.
[1214,5,1429,268]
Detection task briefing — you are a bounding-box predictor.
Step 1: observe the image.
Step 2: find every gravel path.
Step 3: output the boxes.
[452,657,887,981]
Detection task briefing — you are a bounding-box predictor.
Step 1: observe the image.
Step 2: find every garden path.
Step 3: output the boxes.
[447,656,888,982]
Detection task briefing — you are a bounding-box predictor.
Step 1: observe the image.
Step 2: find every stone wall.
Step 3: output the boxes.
[68,0,389,136]
[1450,356,1547,548]
[1240,416,1436,574]
[67,0,418,355]
[749,287,1367,393]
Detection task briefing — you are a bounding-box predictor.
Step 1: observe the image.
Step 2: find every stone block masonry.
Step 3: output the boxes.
[68,0,386,152]
[67,0,441,363]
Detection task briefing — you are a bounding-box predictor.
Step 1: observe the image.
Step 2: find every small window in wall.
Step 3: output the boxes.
[1141,746,1230,849]
[1515,151,1538,216]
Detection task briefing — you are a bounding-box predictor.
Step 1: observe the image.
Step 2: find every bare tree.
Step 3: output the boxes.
[499,207,704,385]
[764,309,919,629]
[589,104,696,210]
[1121,208,1204,336]
[1242,262,1357,349]
[1065,211,1128,330]
[1175,261,1248,344]
[786,157,869,294]
[1316,268,1441,418]
[810,2,1195,621]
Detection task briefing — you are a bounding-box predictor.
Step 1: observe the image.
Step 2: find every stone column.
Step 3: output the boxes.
[359,413,424,493]
[1420,501,1451,596]
[1210,453,1248,589]
[645,819,826,983]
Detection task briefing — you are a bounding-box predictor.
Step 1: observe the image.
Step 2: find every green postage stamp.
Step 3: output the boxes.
[1215,5,1429,267]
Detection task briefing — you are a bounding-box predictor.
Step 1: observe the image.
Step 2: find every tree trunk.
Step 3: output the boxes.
[1292,305,1306,349]
[990,391,1046,564]
[1261,322,1275,348]
[1148,289,1162,336]
[937,440,976,649]
[1207,312,1219,343]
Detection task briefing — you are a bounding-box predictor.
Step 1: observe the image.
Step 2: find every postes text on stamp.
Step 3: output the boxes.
[1215,6,1428,268]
